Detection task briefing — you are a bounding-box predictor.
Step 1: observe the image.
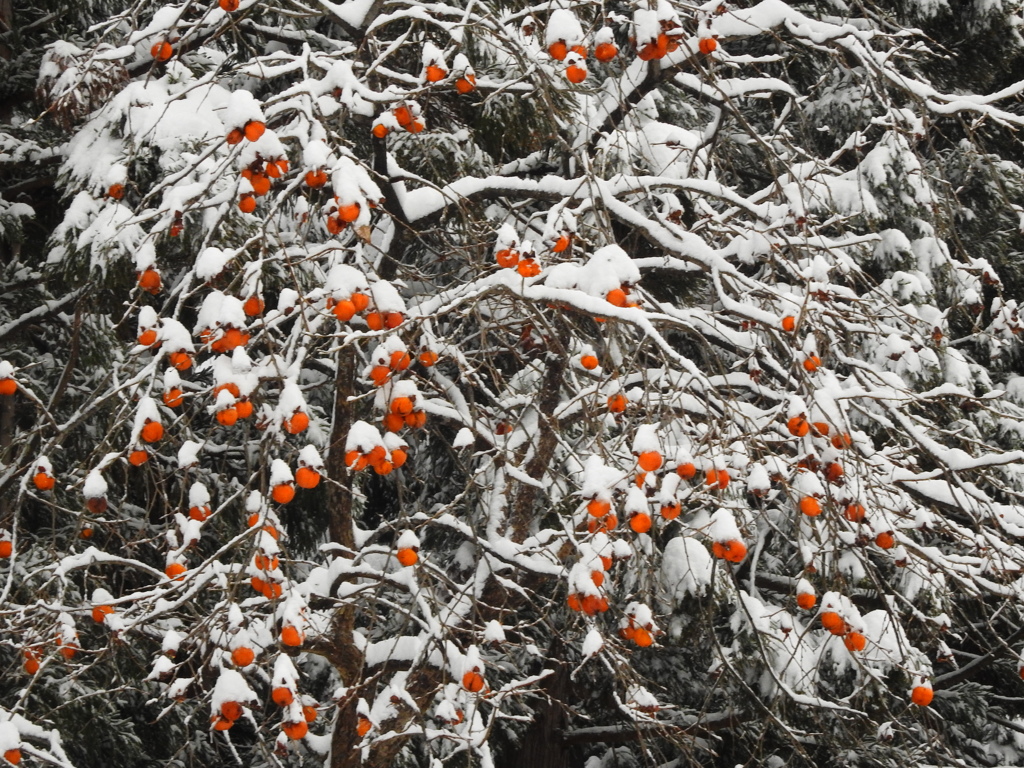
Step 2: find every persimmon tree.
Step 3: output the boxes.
[2,0,1024,766]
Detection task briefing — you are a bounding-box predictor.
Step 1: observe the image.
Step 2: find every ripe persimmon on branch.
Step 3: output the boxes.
[0,0,1023,766]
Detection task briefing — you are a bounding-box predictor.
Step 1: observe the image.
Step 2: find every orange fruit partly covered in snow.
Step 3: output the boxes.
[272,483,295,504]
[698,38,718,54]
[787,416,809,437]
[396,547,418,566]
[272,687,294,707]
[565,64,587,83]
[629,512,652,533]
[232,646,255,667]
[281,625,303,647]
[911,685,934,706]
[220,0,240,11]
[844,503,866,523]
[843,632,866,652]
[151,41,173,61]
[796,592,816,610]
[244,120,266,142]
[33,472,55,491]
[607,393,627,413]
[140,420,164,443]
[357,715,372,737]
[462,670,485,692]
[587,499,611,517]
[799,497,821,517]
[283,720,308,740]
[3,750,20,766]
[781,315,796,332]
[284,411,310,434]
[820,611,845,635]
[295,467,320,489]
[594,42,618,62]
[138,268,161,294]
[637,451,663,472]
[548,41,568,60]
[425,64,447,82]
[0,378,16,396]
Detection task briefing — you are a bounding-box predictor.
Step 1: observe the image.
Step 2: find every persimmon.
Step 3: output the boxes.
[462,670,485,692]
[369,365,390,386]
[419,350,439,367]
[2,749,19,765]
[232,646,255,667]
[165,562,186,580]
[825,462,844,483]
[212,715,234,731]
[238,194,256,213]
[595,42,618,61]
[843,632,866,652]
[406,410,427,429]
[799,497,821,517]
[140,420,164,443]
[606,288,628,307]
[0,378,15,396]
[811,421,830,436]
[151,41,173,61]
[357,715,372,737]
[305,169,328,188]
[23,649,39,675]
[220,0,240,11]
[389,350,411,371]
[338,202,360,223]
[92,605,114,623]
[284,411,310,434]
[349,292,369,312]
[250,173,271,196]
[548,41,568,60]
[390,448,408,468]
[787,416,810,437]
[591,570,604,587]
[705,468,730,489]
[296,467,320,489]
[633,627,654,647]
[221,701,243,721]
[698,37,718,54]
[796,592,816,610]
[393,105,413,127]
[302,705,317,723]
[129,449,149,467]
[391,396,414,417]
[455,74,476,94]
[607,393,627,413]
[138,268,161,294]
[587,499,611,517]
[383,413,404,432]
[712,539,746,563]
[272,483,295,504]
[33,471,55,491]
[844,503,865,523]
[407,115,426,132]
[244,120,266,141]
[86,496,107,515]
[0,541,11,558]
[660,502,680,520]
[781,315,796,332]
[283,720,308,740]
[235,399,253,419]
[333,299,356,322]
[637,33,668,60]
[281,625,304,647]
[396,547,418,566]
[517,258,540,277]
[108,183,125,199]
[216,407,238,426]
[911,685,933,706]
[831,432,853,449]
[803,354,821,372]
[227,128,244,145]
[272,687,294,707]
[565,64,587,83]
[629,512,652,533]
[365,311,384,330]
[138,328,158,347]
[875,531,895,549]
[495,249,519,268]
[189,505,211,522]
[552,235,570,252]
[168,351,192,370]
[372,123,389,139]
[253,553,279,570]
[567,593,583,612]
[820,611,845,635]
[637,451,663,472]
[676,461,696,479]
[425,64,447,82]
